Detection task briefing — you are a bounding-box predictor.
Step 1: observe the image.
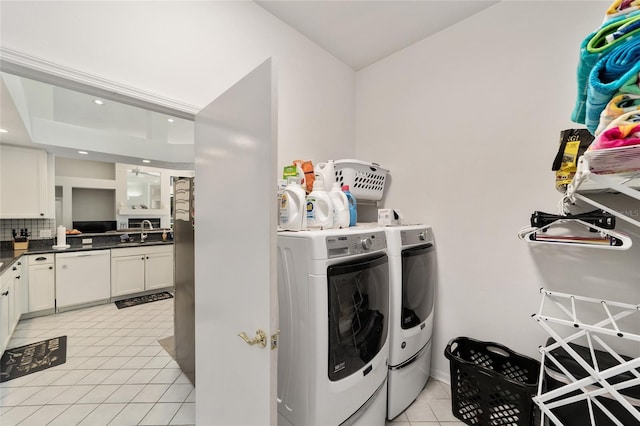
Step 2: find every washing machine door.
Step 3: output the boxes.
[327,253,389,382]
[401,244,435,329]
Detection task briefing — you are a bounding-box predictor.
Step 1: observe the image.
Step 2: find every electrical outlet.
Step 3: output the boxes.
[39,229,52,238]
[82,238,93,245]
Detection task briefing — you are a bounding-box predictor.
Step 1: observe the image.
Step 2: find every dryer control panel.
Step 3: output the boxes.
[326,231,387,258]
[401,227,434,246]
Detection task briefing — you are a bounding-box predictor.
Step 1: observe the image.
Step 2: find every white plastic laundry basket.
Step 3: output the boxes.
[334,159,389,201]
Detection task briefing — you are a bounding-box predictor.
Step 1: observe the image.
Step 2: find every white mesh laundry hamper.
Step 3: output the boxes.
[334,159,389,201]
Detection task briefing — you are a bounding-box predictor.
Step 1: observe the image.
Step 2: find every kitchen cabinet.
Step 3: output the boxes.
[1,261,23,354]
[0,145,54,218]
[0,271,11,354]
[9,261,23,328]
[111,245,174,297]
[27,254,56,313]
[56,250,110,310]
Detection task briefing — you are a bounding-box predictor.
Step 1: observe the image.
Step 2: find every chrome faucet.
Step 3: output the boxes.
[140,220,153,242]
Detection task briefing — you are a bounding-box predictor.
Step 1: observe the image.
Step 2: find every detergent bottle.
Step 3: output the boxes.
[306,177,334,229]
[329,182,349,228]
[342,185,357,226]
[279,178,307,231]
[277,179,287,223]
[315,160,336,191]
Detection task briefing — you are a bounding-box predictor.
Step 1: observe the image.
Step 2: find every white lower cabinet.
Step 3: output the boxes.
[1,261,24,354]
[145,250,174,290]
[10,265,23,328]
[27,254,55,312]
[111,245,174,297]
[1,269,12,353]
[111,253,145,297]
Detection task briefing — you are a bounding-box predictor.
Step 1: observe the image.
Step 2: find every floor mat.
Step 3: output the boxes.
[0,336,67,383]
[115,291,173,309]
[158,336,176,361]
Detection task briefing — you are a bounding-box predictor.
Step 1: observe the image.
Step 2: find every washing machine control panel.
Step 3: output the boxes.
[401,228,434,246]
[326,231,386,258]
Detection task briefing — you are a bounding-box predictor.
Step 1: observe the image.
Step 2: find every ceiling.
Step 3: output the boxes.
[0,72,195,170]
[0,1,498,168]
[255,0,499,70]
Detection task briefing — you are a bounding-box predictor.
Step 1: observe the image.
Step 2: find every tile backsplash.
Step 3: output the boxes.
[0,219,56,241]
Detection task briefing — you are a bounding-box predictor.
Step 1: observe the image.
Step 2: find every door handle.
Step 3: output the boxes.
[237,329,267,348]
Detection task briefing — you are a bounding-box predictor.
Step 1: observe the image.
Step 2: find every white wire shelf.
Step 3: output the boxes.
[567,146,640,196]
[565,148,640,231]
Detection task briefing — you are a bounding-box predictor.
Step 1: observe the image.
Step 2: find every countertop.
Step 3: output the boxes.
[0,237,173,275]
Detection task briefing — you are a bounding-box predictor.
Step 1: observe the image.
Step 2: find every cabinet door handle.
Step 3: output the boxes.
[12,266,17,271]
[35,256,47,261]
[1,291,8,296]
[15,275,20,279]
[49,266,53,270]
[146,256,149,259]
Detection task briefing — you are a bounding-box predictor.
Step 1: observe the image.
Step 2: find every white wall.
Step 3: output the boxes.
[1,3,356,424]
[355,1,640,382]
[0,1,356,170]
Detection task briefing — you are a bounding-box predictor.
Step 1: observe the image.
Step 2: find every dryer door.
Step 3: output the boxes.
[327,254,389,381]
[401,244,436,329]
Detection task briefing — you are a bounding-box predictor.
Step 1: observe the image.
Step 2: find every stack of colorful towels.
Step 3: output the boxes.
[572,0,640,151]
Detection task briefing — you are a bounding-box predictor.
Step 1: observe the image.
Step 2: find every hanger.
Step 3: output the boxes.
[518,210,632,250]
[530,210,617,229]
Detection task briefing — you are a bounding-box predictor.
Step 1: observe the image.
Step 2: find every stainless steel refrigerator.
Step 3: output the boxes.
[173,177,195,385]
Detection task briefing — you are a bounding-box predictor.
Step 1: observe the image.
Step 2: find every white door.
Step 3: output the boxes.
[194,58,278,425]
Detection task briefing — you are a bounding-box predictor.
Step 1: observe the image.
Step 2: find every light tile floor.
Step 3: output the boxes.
[0,298,194,426]
[387,379,465,426]
[1,297,461,426]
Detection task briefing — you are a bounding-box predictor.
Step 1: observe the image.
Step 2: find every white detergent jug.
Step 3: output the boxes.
[315,160,336,191]
[279,178,307,231]
[306,179,334,229]
[329,182,349,228]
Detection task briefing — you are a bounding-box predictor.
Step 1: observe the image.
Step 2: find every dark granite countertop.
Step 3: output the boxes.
[0,233,173,275]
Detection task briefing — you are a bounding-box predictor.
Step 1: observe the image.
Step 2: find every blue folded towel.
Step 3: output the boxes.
[586,37,640,133]
[572,11,640,124]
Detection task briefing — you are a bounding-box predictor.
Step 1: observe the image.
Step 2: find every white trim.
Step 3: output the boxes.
[0,47,200,116]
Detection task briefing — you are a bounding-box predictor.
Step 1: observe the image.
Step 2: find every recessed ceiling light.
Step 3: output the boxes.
[167,118,174,123]
[78,151,88,155]
[0,129,7,133]
[93,99,104,105]
[142,159,151,163]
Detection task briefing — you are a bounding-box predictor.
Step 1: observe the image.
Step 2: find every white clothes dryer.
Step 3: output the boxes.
[384,225,436,420]
[277,227,390,426]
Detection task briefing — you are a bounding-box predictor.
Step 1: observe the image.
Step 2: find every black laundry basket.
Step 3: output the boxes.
[445,337,541,426]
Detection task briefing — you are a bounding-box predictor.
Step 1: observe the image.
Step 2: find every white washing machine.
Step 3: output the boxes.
[384,225,436,420]
[277,227,390,426]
